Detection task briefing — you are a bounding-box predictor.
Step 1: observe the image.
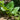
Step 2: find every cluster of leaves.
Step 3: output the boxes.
[0,1,20,17]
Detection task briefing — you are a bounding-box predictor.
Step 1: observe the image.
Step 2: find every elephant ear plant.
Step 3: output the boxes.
[0,1,20,17]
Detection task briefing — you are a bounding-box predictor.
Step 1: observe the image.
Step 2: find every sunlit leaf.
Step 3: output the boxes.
[12,7,19,16]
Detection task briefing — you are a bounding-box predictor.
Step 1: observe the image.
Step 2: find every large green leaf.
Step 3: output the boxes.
[6,1,14,12]
[1,7,9,11]
[12,7,19,16]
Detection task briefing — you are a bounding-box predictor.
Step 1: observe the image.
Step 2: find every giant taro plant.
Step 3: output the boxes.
[0,1,20,17]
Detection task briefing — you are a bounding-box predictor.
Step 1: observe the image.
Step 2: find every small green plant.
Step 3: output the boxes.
[0,1,20,17]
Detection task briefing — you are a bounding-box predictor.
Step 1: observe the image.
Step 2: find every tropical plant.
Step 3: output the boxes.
[0,1,20,17]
